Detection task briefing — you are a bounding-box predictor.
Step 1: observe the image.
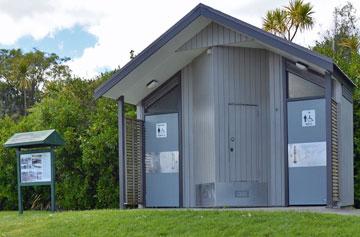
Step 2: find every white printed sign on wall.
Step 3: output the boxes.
[302,109,316,127]
[156,123,167,138]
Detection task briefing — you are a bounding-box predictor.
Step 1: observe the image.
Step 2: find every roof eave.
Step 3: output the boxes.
[94,4,204,99]
[333,63,356,89]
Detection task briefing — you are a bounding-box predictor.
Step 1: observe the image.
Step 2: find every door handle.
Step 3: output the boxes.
[230,147,234,152]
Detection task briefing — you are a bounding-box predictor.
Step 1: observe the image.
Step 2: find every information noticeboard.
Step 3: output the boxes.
[4,129,63,214]
[20,152,52,183]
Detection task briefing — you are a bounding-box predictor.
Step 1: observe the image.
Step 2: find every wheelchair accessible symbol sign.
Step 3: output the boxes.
[302,110,315,127]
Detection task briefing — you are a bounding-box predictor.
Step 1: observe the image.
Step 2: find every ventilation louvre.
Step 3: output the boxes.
[125,118,144,206]
[331,99,339,203]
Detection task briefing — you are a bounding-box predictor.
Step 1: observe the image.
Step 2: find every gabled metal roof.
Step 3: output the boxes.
[4,129,64,148]
[94,3,355,100]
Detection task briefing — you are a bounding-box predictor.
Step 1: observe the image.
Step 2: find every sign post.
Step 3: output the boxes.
[4,130,64,214]
[51,149,56,212]
[16,148,23,214]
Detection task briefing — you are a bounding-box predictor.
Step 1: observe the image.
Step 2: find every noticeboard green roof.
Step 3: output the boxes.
[4,129,64,148]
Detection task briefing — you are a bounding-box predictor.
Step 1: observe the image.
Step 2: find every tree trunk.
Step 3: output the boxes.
[290,25,300,42]
[23,89,27,115]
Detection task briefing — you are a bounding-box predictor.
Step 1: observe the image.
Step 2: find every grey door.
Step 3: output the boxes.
[145,113,179,207]
[287,99,327,205]
[229,104,260,182]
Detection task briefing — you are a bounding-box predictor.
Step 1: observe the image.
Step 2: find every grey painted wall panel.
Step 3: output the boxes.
[339,96,354,206]
[268,52,285,206]
[178,22,252,52]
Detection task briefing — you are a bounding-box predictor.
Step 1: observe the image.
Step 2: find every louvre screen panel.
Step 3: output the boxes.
[331,100,339,203]
[125,118,144,206]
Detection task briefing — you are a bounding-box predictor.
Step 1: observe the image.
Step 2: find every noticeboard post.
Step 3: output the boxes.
[4,130,64,214]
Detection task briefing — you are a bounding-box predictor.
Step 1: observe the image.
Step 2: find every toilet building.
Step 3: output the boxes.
[94,4,355,208]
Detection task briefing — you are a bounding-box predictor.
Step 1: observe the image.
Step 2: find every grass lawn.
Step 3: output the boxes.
[0,209,360,236]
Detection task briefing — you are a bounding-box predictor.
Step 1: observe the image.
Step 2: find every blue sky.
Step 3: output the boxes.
[0,0,358,78]
[0,25,97,59]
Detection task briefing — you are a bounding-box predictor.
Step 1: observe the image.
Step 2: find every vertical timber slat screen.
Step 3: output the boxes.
[331,99,339,203]
[125,118,144,206]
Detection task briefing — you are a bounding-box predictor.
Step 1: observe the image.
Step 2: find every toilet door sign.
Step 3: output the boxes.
[302,109,316,127]
[156,123,167,138]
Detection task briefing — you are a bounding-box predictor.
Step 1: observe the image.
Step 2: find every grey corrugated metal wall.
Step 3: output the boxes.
[268,52,286,206]
[181,64,194,207]
[339,94,354,206]
[181,48,286,206]
[212,46,269,185]
[191,52,216,185]
[180,23,286,207]
[181,51,216,207]
[178,22,252,52]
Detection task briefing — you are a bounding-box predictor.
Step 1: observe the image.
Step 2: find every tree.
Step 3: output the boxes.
[0,49,71,117]
[313,2,359,58]
[338,36,360,52]
[313,2,360,73]
[262,0,314,41]
[0,81,21,118]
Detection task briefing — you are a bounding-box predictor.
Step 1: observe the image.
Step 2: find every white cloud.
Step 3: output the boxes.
[0,0,359,78]
[0,0,100,44]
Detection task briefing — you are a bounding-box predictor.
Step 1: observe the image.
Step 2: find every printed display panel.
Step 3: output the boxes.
[20,152,51,183]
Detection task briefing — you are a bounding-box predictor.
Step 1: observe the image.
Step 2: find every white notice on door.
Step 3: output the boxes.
[288,142,326,167]
[156,123,167,138]
[302,109,315,127]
